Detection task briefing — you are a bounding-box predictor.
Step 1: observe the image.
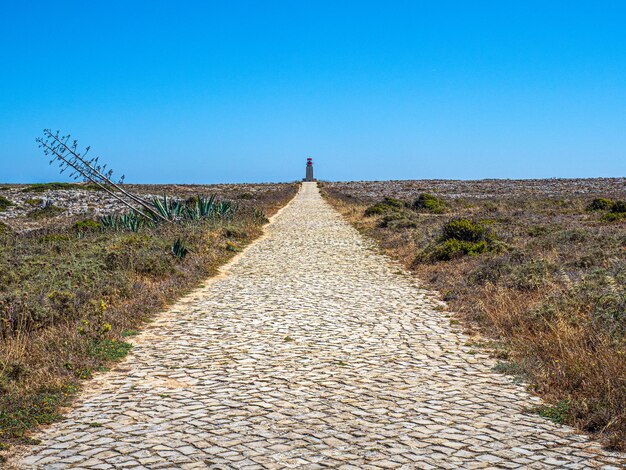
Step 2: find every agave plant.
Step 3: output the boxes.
[99,214,118,230]
[171,238,189,260]
[214,201,235,219]
[99,211,149,232]
[152,195,186,220]
[197,195,217,218]
[118,213,142,232]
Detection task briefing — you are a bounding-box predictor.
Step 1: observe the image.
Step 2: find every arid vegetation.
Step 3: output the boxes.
[0,183,297,453]
[322,178,626,449]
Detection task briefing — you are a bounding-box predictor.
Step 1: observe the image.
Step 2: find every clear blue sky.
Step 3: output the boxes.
[1,1,625,183]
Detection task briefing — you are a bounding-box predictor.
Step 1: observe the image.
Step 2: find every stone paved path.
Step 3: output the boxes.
[16,183,625,469]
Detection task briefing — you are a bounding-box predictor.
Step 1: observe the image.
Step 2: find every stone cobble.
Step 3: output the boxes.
[15,182,625,469]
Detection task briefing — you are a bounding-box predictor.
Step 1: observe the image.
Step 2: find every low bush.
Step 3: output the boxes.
[610,200,626,213]
[24,198,43,206]
[378,212,418,229]
[0,196,13,212]
[587,198,614,211]
[364,197,406,217]
[601,211,626,223]
[441,218,490,243]
[430,238,489,260]
[74,219,102,233]
[412,193,446,214]
[416,219,499,262]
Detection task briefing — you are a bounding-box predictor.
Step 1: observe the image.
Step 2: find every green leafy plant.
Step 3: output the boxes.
[531,400,570,425]
[610,200,626,213]
[88,339,132,361]
[412,193,447,214]
[364,197,406,216]
[100,212,147,232]
[430,238,489,260]
[171,238,189,260]
[152,195,186,220]
[74,219,101,233]
[441,218,489,243]
[0,196,14,212]
[586,198,614,211]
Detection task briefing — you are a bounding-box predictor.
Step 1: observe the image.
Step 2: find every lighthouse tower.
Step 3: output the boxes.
[304,157,315,182]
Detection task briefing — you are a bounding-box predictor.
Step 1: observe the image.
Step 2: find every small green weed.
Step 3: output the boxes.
[531,400,570,424]
[88,340,132,362]
[225,241,240,252]
[492,361,529,383]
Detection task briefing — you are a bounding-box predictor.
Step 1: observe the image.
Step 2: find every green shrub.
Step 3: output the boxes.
[416,218,499,262]
[24,198,43,206]
[586,198,614,211]
[412,193,446,214]
[378,213,418,229]
[225,241,240,252]
[611,200,626,213]
[364,197,406,217]
[431,238,489,261]
[88,339,132,362]
[601,212,626,223]
[441,219,489,243]
[0,196,13,212]
[382,197,405,208]
[364,203,390,216]
[171,238,189,260]
[74,219,102,233]
[531,400,570,425]
[527,226,550,237]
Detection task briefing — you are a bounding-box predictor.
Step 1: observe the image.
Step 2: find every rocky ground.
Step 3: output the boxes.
[0,183,291,232]
[323,178,626,201]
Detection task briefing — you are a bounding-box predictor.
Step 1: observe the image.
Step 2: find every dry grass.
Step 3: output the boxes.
[322,180,626,450]
[0,183,297,455]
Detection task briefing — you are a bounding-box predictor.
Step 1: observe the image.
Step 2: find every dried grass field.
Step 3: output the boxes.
[322,178,626,449]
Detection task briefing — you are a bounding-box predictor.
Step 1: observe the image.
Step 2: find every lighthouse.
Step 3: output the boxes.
[304,157,316,182]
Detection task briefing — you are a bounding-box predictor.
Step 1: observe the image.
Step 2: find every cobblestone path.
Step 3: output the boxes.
[17,183,625,469]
